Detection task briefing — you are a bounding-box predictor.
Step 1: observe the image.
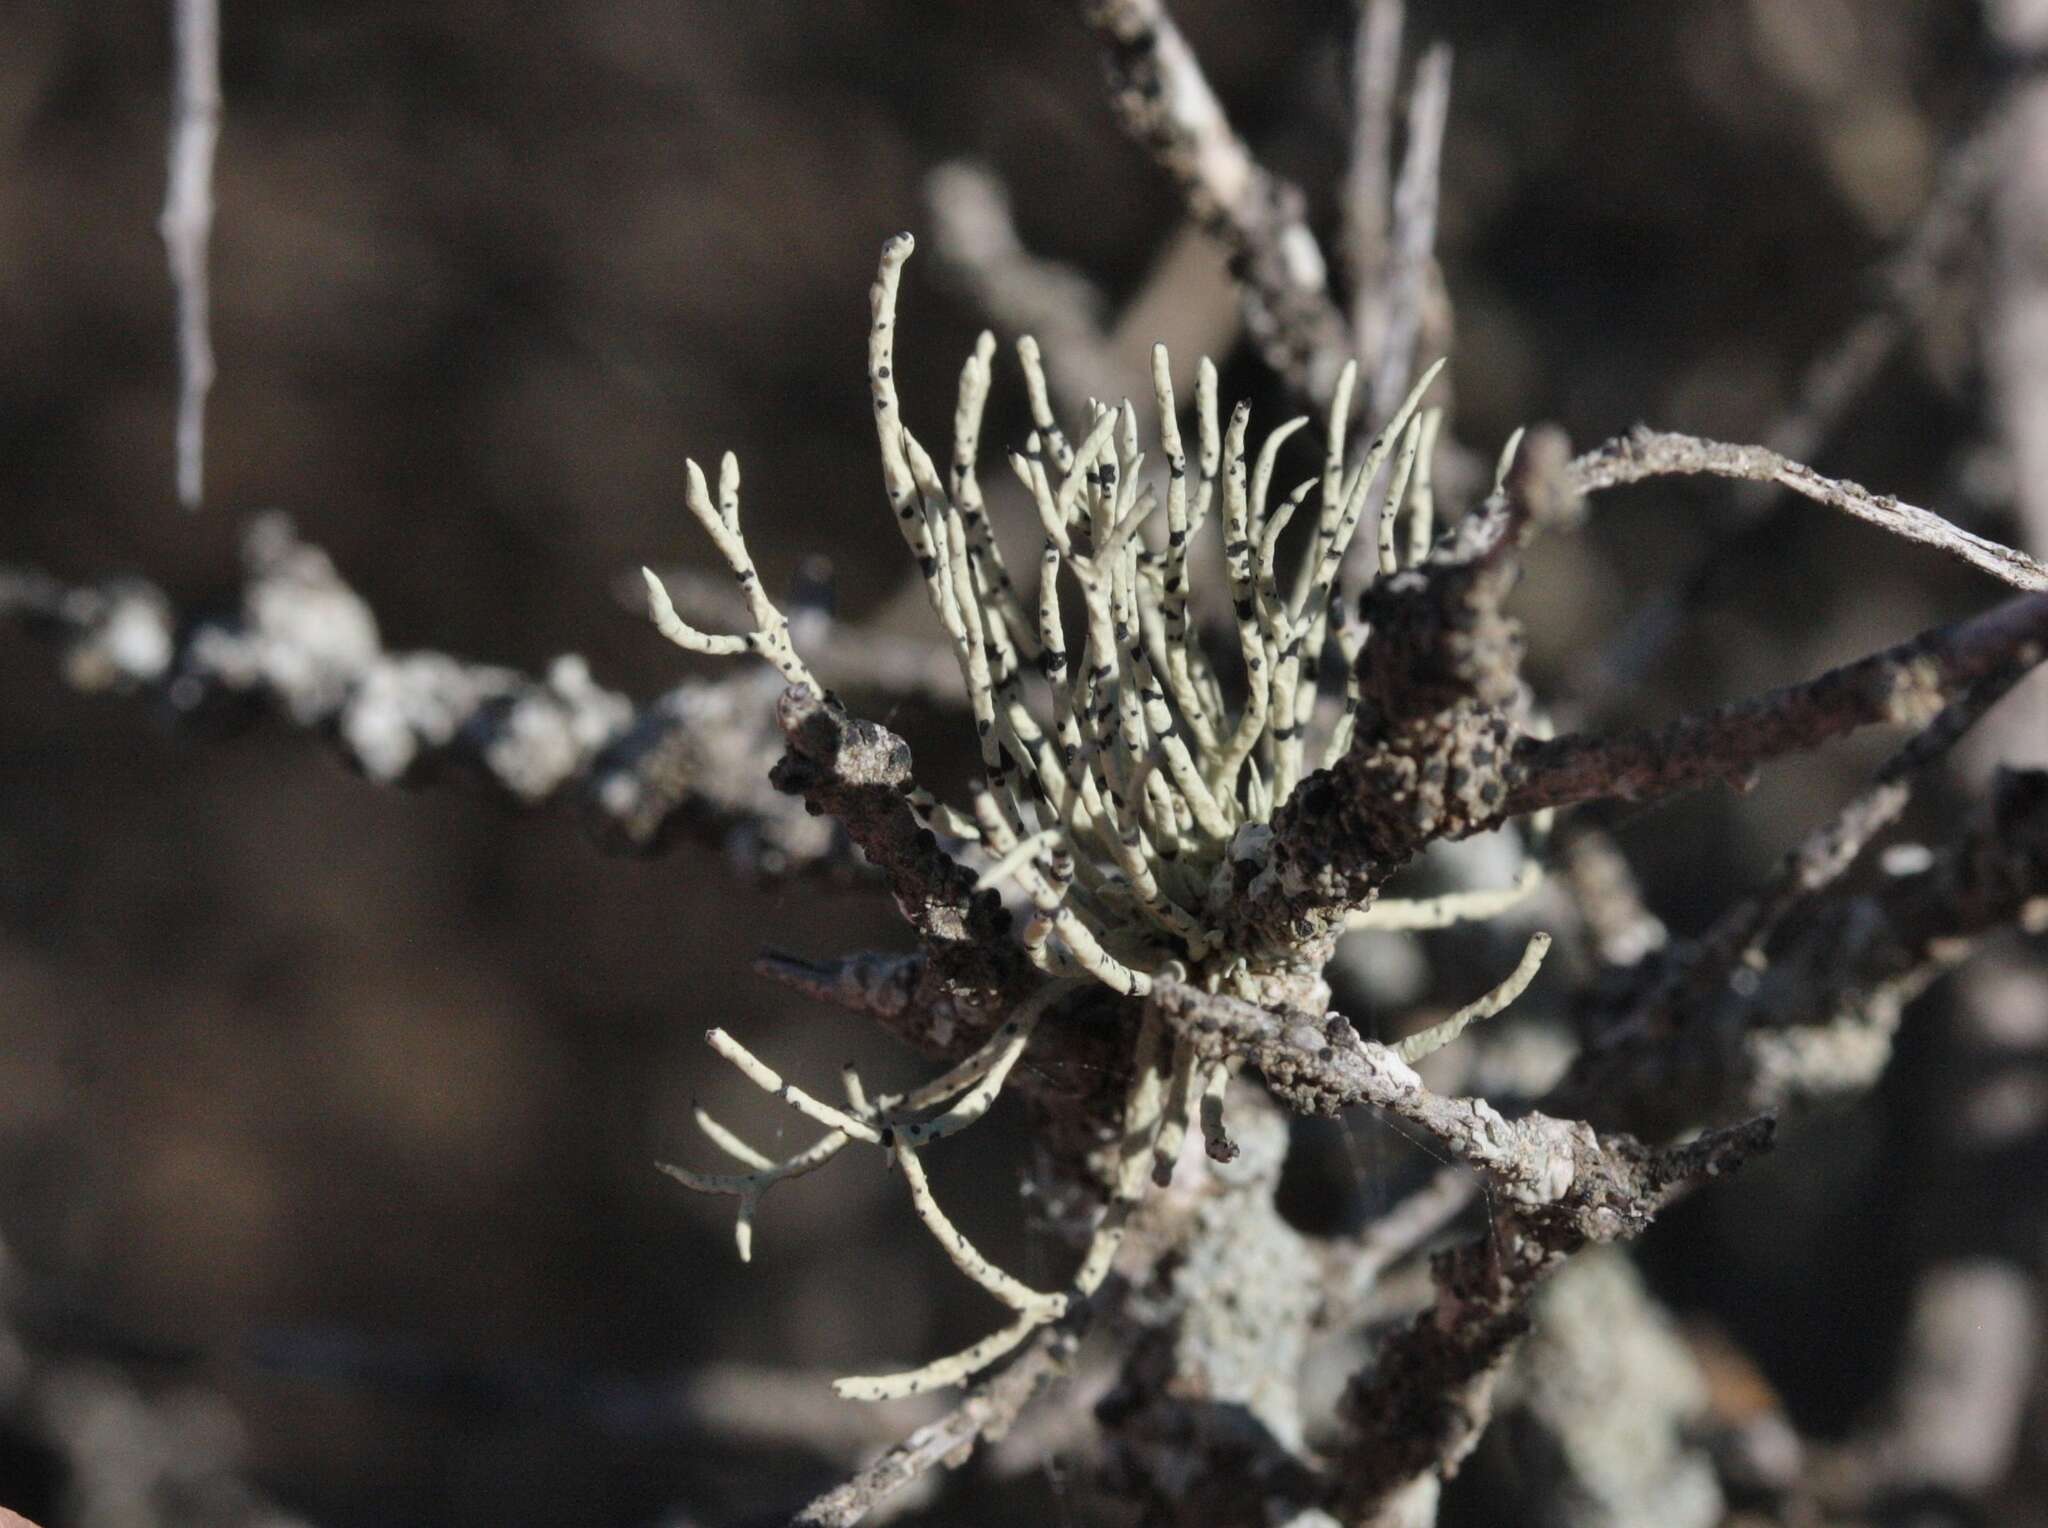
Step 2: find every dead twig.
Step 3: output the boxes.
[1506,592,2048,818]
[1075,0,1353,404]
[790,1327,1076,1526]
[162,0,221,510]
[1368,43,1451,427]
[1569,427,2048,592]
[0,517,847,876]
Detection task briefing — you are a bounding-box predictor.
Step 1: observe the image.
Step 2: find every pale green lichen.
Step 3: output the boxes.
[643,234,1550,1401]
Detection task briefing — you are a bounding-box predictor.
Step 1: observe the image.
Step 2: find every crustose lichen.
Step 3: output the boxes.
[642,233,1548,1400]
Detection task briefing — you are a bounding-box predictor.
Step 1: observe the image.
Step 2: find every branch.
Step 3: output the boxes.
[769,689,1033,1011]
[923,160,1126,409]
[1075,0,1354,404]
[1625,656,2039,1048]
[1505,592,2048,819]
[1143,974,1772,1522]
[162,0,221,510]
[1560,767,2048,1137]
[1578,106,2008,701]
[1150,977,1770,1234]
[1570,427,2048,592]
[1235,411,2048,973]
[1367,42,1451,426]
[0,516,846,876]
[1342,0,1404,361]
[1491,1250,1723,1528]
[790,1326,1076,1527]
[1094,1088,1330,1525]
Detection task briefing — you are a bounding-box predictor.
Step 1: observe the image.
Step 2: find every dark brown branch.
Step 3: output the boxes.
[769,690,1032,1014]
[1505,592,2048,819]
[754,948,1005,1069]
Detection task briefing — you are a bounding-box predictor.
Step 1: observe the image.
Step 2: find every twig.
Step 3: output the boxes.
[1075,0,1353,404]
[1569,427,2048,592]
[789,1324,1076,1526]
[1368,43,1451,426]
[1986,0,2048,767]
[1316,1166,1476,1329]
[769,688,1033,1010]
[1243,433,2048,961]
[1505,592,2048,819]
[162,0,221,510]
[1547,655,2041,1139]
[1579,106,2007,700]
[1705,658,2037,971]
[0,516,847,876]
[1150,977,1767,1227]
[924,161,1125,409]
[1498,1251,1723,1528]
[1826,1260,2038,1503]
[1557,827,1668,967]
[1554,767,2048,1137]
[1343,0,1405,362]
[1093,1089,1330,1523]
[1144,973,1771,1521]
[1327,1108,1771,1524]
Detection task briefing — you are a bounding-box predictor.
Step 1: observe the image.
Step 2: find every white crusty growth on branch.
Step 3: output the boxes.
[640,234,1551,1402]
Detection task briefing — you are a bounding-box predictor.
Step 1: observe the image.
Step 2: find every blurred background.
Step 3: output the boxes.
[0,1,2041,1523]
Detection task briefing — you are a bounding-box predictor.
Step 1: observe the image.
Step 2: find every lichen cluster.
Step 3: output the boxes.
[643,235,1547,1400]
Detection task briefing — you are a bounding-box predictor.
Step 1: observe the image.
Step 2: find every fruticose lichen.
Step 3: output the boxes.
[643,234,1547,1400]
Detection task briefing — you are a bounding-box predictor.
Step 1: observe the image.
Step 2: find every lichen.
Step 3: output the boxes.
[642,234,1551,1400]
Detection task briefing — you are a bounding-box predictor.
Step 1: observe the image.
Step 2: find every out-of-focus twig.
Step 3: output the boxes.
[790,1326,1076,1527]
[1984,0,2048,768]
[0,517,845,876]
[0,1239,309,1528]
[923,161,1125,409]
[1580,106,2009,701]
[1314,1165,1475,1330]
[162,0,221,510]
[923,160,1239,415]
[1075,0,1354,404]
[1343,0,1404,366]
[1557,827,1668,968]
[1368,43,1451,427]
[1825,1261,2039,1505]
[1570,427,2048,592]
[1497,1250,1724,1528]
